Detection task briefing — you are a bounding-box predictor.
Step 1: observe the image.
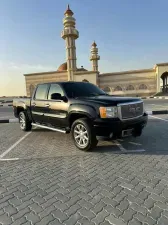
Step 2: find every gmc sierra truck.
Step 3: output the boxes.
[13,82,148,151]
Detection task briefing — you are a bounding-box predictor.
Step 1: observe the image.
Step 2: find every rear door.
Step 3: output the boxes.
[31,84,49,124]
[46,83,69,128]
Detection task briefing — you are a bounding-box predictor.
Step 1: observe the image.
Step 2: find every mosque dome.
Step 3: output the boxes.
[57,62,67,71]
[57,62,87,72]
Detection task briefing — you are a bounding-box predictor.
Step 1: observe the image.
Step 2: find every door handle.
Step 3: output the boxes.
[32,103,36,107]
[45,104,50,107]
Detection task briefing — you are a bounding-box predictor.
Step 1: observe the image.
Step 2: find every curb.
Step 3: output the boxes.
[153,97,168,99]
[142,96,168,99]
[0,104,13,107]
[146,110,168,115]
[0,119,18,123]
[141,97,154,99]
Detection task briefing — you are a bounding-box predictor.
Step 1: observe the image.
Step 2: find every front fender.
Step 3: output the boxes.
[68,104,98,120]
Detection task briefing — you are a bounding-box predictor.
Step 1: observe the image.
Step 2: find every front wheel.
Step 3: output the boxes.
[19,111,32,131]
[71,118,98,151]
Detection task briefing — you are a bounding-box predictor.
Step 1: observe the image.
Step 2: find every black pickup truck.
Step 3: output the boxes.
[13,82,148,151]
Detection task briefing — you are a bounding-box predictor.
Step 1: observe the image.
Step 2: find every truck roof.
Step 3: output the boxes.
[38,81,89,85]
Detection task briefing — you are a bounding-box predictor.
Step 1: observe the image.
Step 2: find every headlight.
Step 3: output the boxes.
[99,106,118,118]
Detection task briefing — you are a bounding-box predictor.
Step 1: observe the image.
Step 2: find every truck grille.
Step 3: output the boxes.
[120,102,143,119]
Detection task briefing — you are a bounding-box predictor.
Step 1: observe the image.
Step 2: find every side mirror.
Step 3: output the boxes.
[51,93,62,100]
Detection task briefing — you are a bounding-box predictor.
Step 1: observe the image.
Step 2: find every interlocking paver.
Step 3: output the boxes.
[148,205,163,221]
[0,202,9,210]
[32,195,46,204]
[0,209,4,215]
[158,215,168,225]
[21,222,31,225]
[0,194,14,204]
[144,198,155,210]
[12,207,30,220]
[25,211,41,223]
[92,208,109,224]
[102,197,118,208]
[54,200,69,211]
[0,212,12,225]
[130,202,147,215]
[104,205,123,217]
[117,199,129,212]
[49,218,63,225]
[28,202,43,213]
[9,197,22,207]
[41,197,57,209]
[134,212,156,225]
[120,208,136,223]
[36,214,55,225]
[91,200,106,214]
[128,218,142,225]
[100,221,112,225]
[4,205,17,216]
[17,199,33,211]
[38,205,55,219]
[138,190,150,201]
[52,208,68,222]
[64,213,82,225]
[105,214,125,225]
[162,210,168,219]
[11,217,27,225]
[78,208,96,220]
[150,193,167,203]
[78,199,93,210]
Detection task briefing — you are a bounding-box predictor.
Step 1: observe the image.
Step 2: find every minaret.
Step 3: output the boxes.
[61,5,79,81]
[90,41,100,72]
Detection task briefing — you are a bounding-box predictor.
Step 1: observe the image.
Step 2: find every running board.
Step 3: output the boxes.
[31,123,66,133]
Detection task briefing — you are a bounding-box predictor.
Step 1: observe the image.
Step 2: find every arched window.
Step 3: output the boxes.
[114,86,122,91]
[82,79,89,82]
[126,85,135,91]
[139,84,148,90]
[103,86,111,93]
[29,84,35,96]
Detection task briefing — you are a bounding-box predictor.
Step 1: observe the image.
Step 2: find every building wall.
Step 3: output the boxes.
[25,71,68,96]
[99,70,157,97]
[73,71,98,85]
[156,65,168,92]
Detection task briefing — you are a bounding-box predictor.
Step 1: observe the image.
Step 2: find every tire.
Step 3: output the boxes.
[19,111,32,131]
[71,118,98,151]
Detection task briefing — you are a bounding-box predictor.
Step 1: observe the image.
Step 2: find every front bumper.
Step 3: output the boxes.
[94,112,148,138]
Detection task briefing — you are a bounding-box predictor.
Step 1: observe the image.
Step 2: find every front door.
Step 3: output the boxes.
[31,84,49,124]
[46,83,69,128]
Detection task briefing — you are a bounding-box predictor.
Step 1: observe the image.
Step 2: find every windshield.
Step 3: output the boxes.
[62,82,107,98]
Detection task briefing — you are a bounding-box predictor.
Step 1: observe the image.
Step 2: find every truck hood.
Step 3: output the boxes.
[77,95,142,106]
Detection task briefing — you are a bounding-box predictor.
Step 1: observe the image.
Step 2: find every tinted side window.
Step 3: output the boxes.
[35,84,48,100]
[48,84,64,100]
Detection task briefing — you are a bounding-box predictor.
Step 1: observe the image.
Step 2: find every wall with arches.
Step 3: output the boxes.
[25,71,68,97]
[155,64,168,92]
[99,69,156,96]
[73,71,98,85]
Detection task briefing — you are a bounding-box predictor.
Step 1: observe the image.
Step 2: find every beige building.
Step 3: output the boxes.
[24,5,168,97]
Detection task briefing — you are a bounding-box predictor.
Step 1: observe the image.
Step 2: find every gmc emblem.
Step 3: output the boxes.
[129,105,140,113]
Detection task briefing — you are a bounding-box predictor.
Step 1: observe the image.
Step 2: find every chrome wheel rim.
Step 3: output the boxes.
[19,114,25,129]
[74,124,89,148]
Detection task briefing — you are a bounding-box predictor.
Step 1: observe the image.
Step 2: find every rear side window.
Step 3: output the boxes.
[48,84,64,100]
[34,84,48,100]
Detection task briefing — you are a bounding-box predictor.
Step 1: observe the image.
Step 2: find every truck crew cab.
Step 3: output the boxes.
[13,82,148,151]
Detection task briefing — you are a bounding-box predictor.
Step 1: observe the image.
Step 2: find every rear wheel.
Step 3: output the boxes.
[71,118,98,151]
[19,111,32,131]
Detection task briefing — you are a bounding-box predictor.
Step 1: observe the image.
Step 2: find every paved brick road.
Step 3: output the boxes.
[1,153,168,225]
[1,115,168,224]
